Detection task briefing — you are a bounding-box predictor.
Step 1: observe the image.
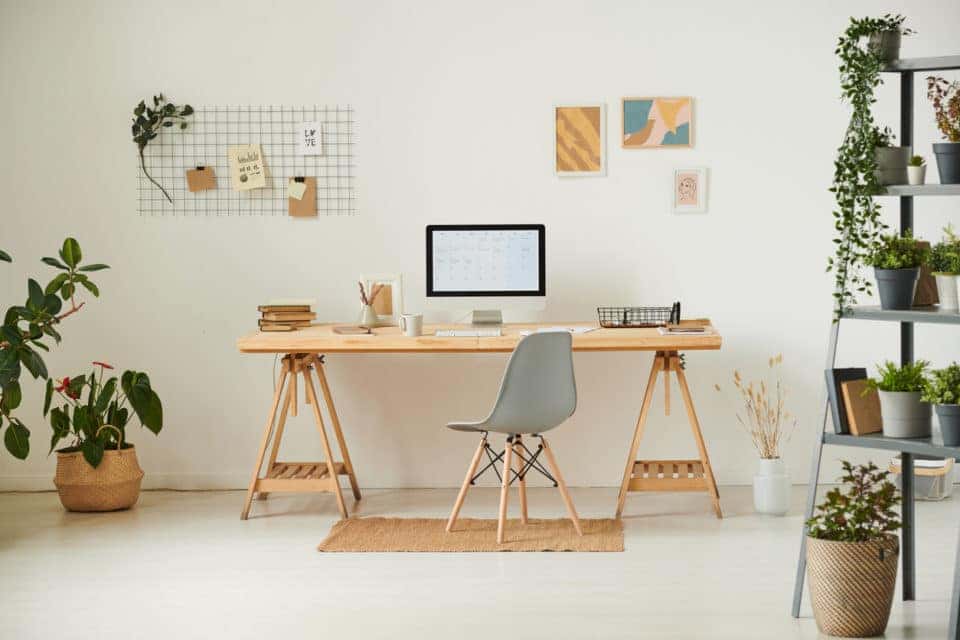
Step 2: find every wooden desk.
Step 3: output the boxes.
[236,320,723,519]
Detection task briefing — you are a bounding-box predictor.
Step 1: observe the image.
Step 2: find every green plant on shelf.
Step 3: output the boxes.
[828,15,912,320]
[806,461,901,542]
[46,362,163,468]
[908,154,925,167]
[928,239,960,275]
[927,76,960,142]
[864,360,929,394]
[921,363,960,405]
[0,239,108,459]
[132,93,194,204]
[864,231,928,270]
[871,125,896,148]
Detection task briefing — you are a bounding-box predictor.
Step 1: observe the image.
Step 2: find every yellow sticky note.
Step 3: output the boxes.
[288,179,307,200]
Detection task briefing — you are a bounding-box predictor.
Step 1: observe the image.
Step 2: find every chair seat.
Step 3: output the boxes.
[447,420,547,435]
[446,421,487,433]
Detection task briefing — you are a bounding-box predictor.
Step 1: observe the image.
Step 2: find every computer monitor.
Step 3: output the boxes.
[426,224,546,324]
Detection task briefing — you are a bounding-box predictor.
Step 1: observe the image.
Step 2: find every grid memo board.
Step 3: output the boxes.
[136,105,356,216]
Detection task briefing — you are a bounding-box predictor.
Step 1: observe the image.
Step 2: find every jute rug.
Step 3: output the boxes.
[317,517,623,552]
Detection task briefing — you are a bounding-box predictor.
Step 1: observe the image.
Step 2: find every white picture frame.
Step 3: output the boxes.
[672,167,708,213]
[554,104,606,177]
[360,273,403,326]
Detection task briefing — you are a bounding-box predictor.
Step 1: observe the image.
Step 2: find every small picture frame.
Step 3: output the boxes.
[554,104,606,177]
[360,273,403,325]
[672,167,708,213]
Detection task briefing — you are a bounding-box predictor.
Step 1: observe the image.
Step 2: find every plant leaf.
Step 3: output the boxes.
[4,420,29,459]
[0,348,21,388]
[0,249,11,263]
[60,238,81,268]
[27,279,44,309]
[2,380,21,411]
[43,378,53,415]
[78,264,109,272]
[41,257,68,270]
[81,439,103,468]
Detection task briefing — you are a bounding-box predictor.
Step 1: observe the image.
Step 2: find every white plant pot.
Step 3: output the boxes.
[907,165,926,186]
[936,273,959,311]
[753,457,790,516]
[878,390,932,438]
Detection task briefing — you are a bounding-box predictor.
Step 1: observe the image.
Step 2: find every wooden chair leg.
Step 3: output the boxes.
[312,356,362,502]
[514,436,528,524]
[674,357,723,519]
[242,362,290,520]
[446,435,487,532]
[497,440,514,544]
[615,354,663,518]
[540,436,582,536]
[258,380,294,501]
[302,366,349,519]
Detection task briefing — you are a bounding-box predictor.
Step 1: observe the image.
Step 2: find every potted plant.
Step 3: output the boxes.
[928,230,960,310]
[907,154,926,185]
[873,126,911,186]
[865,360,931,438]
[715,354,796,516]
[866,13,913,62]
[927,76,960,184]
[865,231,928,310]
[805,461,900,637]
[47,362,163,511]
[922,363,960,446]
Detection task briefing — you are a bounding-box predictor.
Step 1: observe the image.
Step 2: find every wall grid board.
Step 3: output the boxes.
[135,104,356,216]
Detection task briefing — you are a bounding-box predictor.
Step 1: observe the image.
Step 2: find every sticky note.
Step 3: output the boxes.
[288,179,307,200]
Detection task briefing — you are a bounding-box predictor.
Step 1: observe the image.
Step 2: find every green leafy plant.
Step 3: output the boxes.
[927,76,960,143]
[871,125,896,148]
[908,154,925,167]
[928,239,960,274]
[46,362,163,468]
[921,364,960,405]
[864,231,928,269]
[828,15,913,319]
[865,360,929,393]
[806,461,901,542]
[132,93,194,204]
[1,239,108,459]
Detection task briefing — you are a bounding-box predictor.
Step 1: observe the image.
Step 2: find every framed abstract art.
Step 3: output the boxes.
[554,104,606,176]
[672,168,708,213]
[622,97,693,148]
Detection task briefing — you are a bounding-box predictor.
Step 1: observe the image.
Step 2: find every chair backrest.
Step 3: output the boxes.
[483,331,577,434]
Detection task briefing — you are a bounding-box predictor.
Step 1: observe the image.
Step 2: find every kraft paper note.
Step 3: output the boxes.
[186,166,216,192]
[288,177,316,217]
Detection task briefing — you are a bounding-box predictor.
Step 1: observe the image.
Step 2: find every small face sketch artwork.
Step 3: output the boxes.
[677,173,699,206]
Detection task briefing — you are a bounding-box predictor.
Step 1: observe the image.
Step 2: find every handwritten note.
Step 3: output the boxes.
[297,121,322,156]
[228,144,267,191]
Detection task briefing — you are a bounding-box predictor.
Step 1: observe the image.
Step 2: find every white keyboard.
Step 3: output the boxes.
[435,328,502,337]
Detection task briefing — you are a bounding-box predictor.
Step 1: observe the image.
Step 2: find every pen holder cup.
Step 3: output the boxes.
[359,304,378,329]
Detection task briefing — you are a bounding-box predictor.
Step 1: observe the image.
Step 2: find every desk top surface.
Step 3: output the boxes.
[237,320,722,354]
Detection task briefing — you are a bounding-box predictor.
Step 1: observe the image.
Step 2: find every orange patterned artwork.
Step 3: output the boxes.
[555,105,604,175]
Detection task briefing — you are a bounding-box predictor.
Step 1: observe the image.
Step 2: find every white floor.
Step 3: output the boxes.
[0,486,956,640]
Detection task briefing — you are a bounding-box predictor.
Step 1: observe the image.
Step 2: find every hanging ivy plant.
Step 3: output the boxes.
[131,93,193,204]
[828,15,913,319]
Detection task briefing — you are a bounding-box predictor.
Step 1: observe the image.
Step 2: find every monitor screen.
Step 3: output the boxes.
[426,224,545,297]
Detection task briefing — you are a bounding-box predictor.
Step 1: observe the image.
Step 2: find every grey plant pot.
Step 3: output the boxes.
[879,390,931,438]
[875,146,911,185]
[935,404,960,446]
[933,142,960,185]
[874,267,919,310]
[868,30,901,62]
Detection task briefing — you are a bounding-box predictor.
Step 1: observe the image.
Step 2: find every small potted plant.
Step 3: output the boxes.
[907,155,926,185]
[806,461,900,637]
[865,360,931,438]
[47,362,163,512]
[865,231,928,310]
[928,230,960,310]
[927,76,960,184]
[872,126,911,186]
[866,13,913,63]
[922,363,960,446]
[715,354,796,516]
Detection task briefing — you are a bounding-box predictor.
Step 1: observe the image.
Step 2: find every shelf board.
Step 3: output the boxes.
[881,55,960,72]
[877,184,960,196]
[824,432,960,458]
[843,306,960,324]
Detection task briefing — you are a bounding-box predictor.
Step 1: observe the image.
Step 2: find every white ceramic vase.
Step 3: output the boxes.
[935,273,959,311]
[753,457,790,516]
[907,164,926,186]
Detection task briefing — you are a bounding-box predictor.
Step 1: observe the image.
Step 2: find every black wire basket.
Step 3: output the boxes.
[597,302,681,328]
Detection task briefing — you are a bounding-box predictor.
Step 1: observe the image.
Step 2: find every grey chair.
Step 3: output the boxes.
[445,331,583,543]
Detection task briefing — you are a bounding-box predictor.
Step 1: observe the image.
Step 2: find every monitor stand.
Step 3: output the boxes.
[470,309,503,326]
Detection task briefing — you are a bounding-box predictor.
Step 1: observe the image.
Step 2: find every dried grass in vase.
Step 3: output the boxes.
[715,354,797,459]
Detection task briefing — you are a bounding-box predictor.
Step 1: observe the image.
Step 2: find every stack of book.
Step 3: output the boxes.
[258,300,316,332]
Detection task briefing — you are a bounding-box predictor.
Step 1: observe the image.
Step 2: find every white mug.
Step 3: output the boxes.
[398,313,423,337]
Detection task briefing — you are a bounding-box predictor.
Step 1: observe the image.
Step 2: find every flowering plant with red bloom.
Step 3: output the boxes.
[46,362,163,468]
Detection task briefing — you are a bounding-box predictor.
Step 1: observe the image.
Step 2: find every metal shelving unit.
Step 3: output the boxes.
[790,56,960,640]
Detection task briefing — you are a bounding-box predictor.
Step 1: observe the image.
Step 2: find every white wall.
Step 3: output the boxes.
[1,0,959,490]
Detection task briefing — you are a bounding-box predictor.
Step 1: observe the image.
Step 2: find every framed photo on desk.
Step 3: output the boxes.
[360,273,403,326]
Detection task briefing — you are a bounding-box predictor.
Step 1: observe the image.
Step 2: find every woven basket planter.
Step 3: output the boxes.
[54,446,144,512]
[806,534,899,637]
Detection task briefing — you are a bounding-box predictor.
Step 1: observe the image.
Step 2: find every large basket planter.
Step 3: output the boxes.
[806,534,899,637]
[54,446,144,512]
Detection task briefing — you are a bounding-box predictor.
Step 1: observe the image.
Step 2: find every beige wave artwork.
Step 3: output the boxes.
[555,106,602,172]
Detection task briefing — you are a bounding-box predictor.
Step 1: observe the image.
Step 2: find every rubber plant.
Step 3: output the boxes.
[828,14,912,319]
[0,239,108,458]
[132,93,194,204]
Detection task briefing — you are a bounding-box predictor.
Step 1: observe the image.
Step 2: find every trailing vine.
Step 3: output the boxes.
[828,15,912,319]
